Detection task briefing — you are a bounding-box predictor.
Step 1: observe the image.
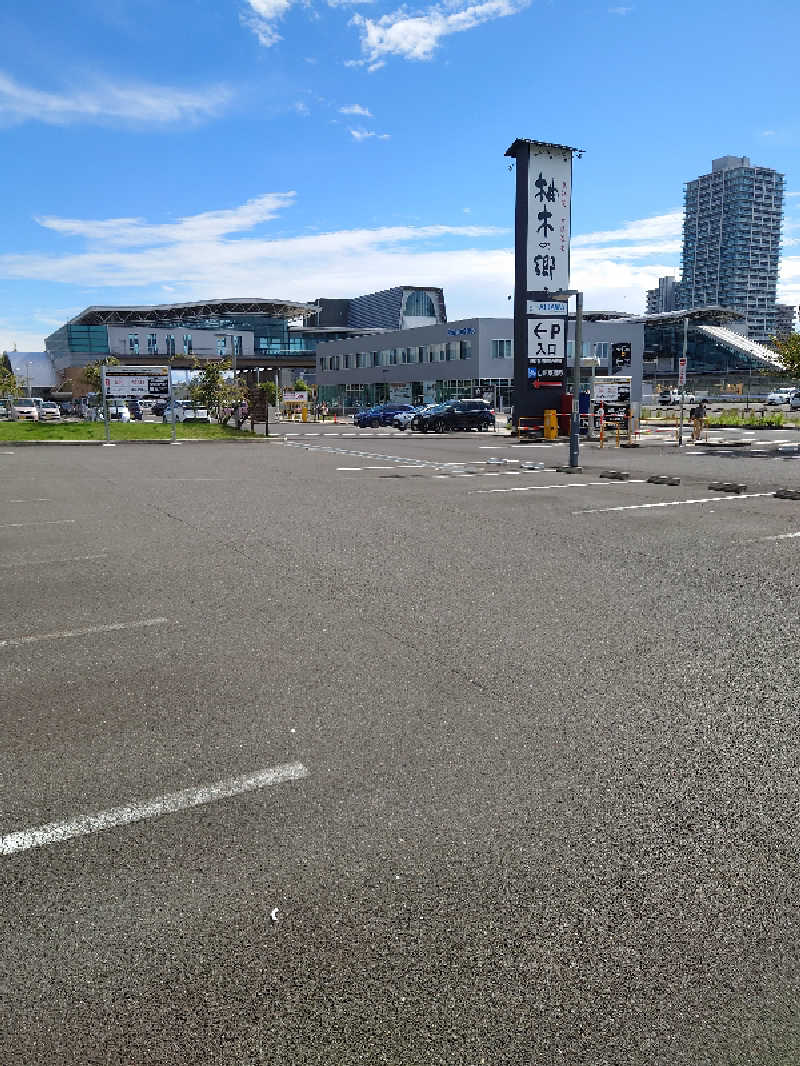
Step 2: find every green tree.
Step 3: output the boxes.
[0,365,24,399]
[190,360,247,423]
[1,351,13,374]
[258,380,278,406]
[771,333,800,376]
[82,356,120,395]
[292,378,310,392]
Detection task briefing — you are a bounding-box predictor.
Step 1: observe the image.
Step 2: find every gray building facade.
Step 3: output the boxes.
[677,155,784,342]
[312,287,446,332]
[314,317,646,409]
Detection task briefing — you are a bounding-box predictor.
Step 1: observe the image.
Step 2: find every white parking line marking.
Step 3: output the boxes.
[470,481,604,495]
[0,519,75,529]
[6,499,51,503]
[763,531,800,541]
[0,761,309,856]
[0,552,108,570]
[575,492,774,515]
[0,616,169,649]
[336,466,363,471]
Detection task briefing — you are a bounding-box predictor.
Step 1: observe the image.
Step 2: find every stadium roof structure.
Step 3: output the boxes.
[66,299,320,327]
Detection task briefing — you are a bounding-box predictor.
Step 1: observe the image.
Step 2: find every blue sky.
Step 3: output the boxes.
[2,0,799,352]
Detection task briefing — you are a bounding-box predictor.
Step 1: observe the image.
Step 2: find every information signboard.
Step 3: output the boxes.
[527,317,566,389]
[678,357,687,386]
[104,365,169,397]
[526,145,572,295]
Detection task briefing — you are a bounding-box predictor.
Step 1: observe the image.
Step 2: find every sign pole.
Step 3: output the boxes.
[678,316,688,446]
[569,291,583,468]
[169,364,177,444]
[101,362,112,446]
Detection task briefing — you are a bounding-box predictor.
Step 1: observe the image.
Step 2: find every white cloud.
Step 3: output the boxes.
[761,129,776,136]
[34,193,296,248]
[573,210,683,246]
[348,127,390,140]
[340,104,373,116]
[293,100,311,115]
[241,0,296,45]
[351,0,529,70]
[8,199,798,327]
[0,199,508,316]
[0,71,232,126]
[608,5,633,13]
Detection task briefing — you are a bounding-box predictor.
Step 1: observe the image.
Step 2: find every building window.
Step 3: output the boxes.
[343,354,351,369]
[372,351,380,368]
[319,358,327,371]
[460,341,472,360]
[183,333,192,355]
[217,337,227,357]
[404,290,437,318]
[593,341,609,361]
[165,334,176,357]
[491,339,512,359]
[128,334,139,355]
[233,335,242,358]
[147,333,158,355]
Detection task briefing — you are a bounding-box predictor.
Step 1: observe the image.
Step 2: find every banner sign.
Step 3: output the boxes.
[527,144,572,294]
[678,357,687,385]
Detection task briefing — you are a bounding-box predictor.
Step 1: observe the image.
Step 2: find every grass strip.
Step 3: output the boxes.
[0,422,256,442]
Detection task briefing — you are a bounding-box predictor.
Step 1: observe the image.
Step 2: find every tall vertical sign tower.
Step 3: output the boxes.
[505,139,578,427]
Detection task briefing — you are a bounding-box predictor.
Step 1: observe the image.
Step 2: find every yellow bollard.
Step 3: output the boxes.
[301,404,308,423]
[543,409,558,440]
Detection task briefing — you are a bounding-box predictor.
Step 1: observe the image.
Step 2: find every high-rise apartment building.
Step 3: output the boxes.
[775,303,796,337]
[677,155,784,341]
[645,276,679,314]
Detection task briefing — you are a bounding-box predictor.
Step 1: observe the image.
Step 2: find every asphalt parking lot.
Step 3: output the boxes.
[2,430,800,1064]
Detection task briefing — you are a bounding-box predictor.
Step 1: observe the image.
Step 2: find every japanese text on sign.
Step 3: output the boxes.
[526,145,571,293]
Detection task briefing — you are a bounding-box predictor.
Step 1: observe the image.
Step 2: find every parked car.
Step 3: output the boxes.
[138,398,156,414]
[127,398,143,421]
[788,391,800,410]
[353,405,384,428]
[12,400,39,421]
[94,402,131,422]
[0,399,10,420]
[412,399,495,433]
[767,387,797,405]
[392,406,424,430]
[38,402,61,421]
[162,400,212,424]
[152,399,168,416]
[354,403,416,428]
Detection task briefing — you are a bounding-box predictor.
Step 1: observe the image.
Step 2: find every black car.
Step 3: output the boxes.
[127,398,143,421]
[152,399,168,416]
[412,399,495,433]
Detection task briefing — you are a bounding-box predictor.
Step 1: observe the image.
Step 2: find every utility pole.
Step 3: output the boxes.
[677,316,688,446]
